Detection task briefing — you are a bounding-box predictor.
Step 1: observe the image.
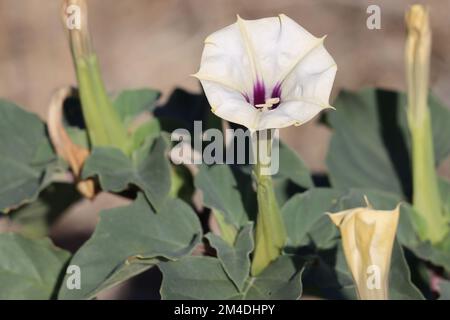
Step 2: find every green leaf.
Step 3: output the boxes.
[242,255,305,300]
[65,126,89,149]
[131,118,161,151]
[0,100,56,212]
[205,224,254,291]
[282,188,343,250]
[0,233,70,299]
[160,255,305,300]
[58,194,202,299]
[388,241,425,300]
[9,183,81,238]
[275,142,313,189]
[113,88,160,126]
[397,202,450,273]
[326,89,404,196]
[82,136,171,210]
[160,256,241,300]
[327,88,450,199]
[195,164,251,228]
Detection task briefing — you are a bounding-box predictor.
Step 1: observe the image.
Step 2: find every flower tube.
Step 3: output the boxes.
[405,5,448,244]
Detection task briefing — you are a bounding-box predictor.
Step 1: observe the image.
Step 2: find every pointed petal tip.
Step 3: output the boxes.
[363,195,373,208]
[327,211,344,227]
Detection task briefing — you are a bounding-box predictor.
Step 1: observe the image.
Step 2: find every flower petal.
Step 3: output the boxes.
[197,14,337,130]
[281,44,337,106]
[256,99,333,130]
[196,22,253,95]
[328,204,400,300]
[200,80,260,130]
[241,15,333,92]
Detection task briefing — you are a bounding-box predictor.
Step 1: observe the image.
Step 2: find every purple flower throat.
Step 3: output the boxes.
[244,80,281,110]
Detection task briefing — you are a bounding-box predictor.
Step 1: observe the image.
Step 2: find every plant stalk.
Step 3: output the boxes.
[251,130,287,276]
[405,5,448,243]
[63,0,130,155]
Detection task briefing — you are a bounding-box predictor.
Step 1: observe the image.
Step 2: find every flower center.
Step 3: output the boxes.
[245,81,282,111]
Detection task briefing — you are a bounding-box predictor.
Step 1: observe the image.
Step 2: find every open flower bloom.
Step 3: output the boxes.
[328,198,400,300]
[195,14,337,131]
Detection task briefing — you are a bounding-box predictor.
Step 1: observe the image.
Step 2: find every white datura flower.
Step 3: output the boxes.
[328,198,400,300]
[194,14,337,131]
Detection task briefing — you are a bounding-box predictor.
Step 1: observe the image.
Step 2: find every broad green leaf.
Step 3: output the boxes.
[282,188,343,250]
[160,255,305,300]
[195,164,251,228]
[131,118,161,151]
[159,256,241,300]
[397,203,450,273]
[242,255,305,300]
[327,88,450,199]
[82,136,171,210]
[388,241,425,300]
[0,233,70,299]
[9,183,81,238]
[206,224,254,291]
[326,89,404,196]
[113,88,160,126]
[275,142,313,189]
[0,100,56,212]
[58,194,202,299]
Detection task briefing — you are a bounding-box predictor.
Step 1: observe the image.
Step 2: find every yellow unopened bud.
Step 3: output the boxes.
[405,4,430,122]
[328,198,400,300]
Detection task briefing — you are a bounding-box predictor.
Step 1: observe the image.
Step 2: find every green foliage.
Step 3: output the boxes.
[0,233,70,299]
[326,88,450,272]
[82,136,171,210]
[1,85,449,300]
[58,194,202,299]
[159,255,305,300]
[113,88,160,126]
[0,100,57,213]
[206,224,254,291]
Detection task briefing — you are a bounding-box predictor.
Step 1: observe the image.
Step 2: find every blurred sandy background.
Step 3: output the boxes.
[1,0,450,298]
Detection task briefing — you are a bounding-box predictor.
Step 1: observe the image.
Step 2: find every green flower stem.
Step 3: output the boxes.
[66,0,130,155]
[409,110,448,243]
[251,130,287,276]
[405,5,448,243]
